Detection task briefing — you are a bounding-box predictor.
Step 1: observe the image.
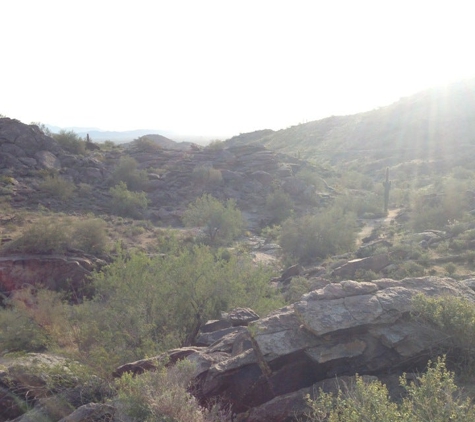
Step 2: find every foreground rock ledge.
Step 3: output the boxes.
[116,277,475,421]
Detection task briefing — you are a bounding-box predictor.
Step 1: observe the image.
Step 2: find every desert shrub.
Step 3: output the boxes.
[111,156,148,191]
[260,224,281,242]
[116,359,231,422]
[39,175,75,200]
[99,140,116,150]
[3,216,109,255]
[387,261,425,279]
[0,302,50,352]
[132,136,163,153]
[4,217,72,254]
[191,165,223,188]
[265,189,293,223]
[72,218,109,254]
[334,169,374,190]
[285,276,312,303]
[206,139,225,150]
[354,269,379,281]
[279,206,357,263]
[412,294,475,371]
[334,191,384,218]
[109,182,148,218]
[53,130,86,155]
[295,168,325,190]
[305,357,475,421]
[70,245,281,372]
[77,182,93,197]
[0,289,70,352]
[411,179,470,231]
[183,194,243,245]
[445,262,457,276]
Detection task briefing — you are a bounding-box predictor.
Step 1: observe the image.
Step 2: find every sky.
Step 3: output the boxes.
[2,0,475,138]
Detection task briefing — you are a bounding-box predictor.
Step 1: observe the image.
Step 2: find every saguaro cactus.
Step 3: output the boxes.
[383,167,391,213]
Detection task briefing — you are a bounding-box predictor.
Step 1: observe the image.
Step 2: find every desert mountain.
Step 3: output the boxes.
[226,78,475,170]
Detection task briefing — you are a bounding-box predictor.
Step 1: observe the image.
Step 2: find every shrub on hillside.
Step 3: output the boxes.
[183,194,243,245]
[117,359,231,422]
[0,289,69,352]
[69,245,281,373]
[410,179,470,232]
[109,182,148,218]
[191,165,223,188]
[53,130,87,155]
[279,206,357,263]
[39,175,75,200]
[3,216,109,255]
[305,357,475,421]
[72,218,109,254]
[412,294,475,371]
[111,156,148,191]
[265,189,293,224]
[132,136,163,153]
[4,217,72,254]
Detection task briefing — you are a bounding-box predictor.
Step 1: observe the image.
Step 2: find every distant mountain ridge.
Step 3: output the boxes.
[45,125,213,145]
[225,78,475,168]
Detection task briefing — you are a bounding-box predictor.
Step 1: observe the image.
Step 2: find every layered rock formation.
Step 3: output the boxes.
[114,276,475,421]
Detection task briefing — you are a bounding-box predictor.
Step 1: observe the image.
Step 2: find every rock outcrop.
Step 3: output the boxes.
[0,255,105,297]
[114,276,475,421]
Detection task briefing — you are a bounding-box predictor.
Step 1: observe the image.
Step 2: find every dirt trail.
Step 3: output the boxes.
[356,209,400,247]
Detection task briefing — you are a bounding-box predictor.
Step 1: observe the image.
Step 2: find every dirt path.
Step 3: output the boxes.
[356,209,400,247]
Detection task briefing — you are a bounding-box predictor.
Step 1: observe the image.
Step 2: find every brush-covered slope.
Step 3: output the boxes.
[226,79,475,167]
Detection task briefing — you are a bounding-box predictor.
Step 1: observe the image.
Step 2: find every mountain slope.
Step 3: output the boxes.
[225,78,475,167]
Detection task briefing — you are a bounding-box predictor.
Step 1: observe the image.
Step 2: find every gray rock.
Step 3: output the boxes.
[223,307,260,326]
[58,403,116,422]
[34,150,61,169]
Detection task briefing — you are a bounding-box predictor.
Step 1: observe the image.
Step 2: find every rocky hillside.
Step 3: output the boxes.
[4,111,475,421]
[225,78,475,171]
[0,117,328,227]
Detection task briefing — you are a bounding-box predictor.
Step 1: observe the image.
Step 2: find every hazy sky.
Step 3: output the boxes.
[2,0,475,138]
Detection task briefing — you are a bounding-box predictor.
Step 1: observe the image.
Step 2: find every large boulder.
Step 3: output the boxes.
[0,119,63,174]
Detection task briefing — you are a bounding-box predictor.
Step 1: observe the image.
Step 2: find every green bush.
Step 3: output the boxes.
[3,217,109,255]
[265,189,293,223]
[334,191,385,218]
[72,218,109,254]
[387,261,425,279]
[111,156,148,191]
[116,359,231,422]
[206,139,225,150]
[305,357,475,421]
[183,194,243,245]
[39,175,75,200]
[109,182,148,218]
[191,165,223,188]
[279,206,357,263]
[0,289,70,352]
[411,179,470,232]
[4,217,72,254]
[69,245,281,372]
[412,294,475,371]
[132,136,163,153]
[53,130,86,155]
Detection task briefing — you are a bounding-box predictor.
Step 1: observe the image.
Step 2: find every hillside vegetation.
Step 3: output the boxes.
[2,79,475,420]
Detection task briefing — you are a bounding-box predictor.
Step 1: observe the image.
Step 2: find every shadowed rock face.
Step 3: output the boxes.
[0,255,105,298]
[114,277,475,420]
